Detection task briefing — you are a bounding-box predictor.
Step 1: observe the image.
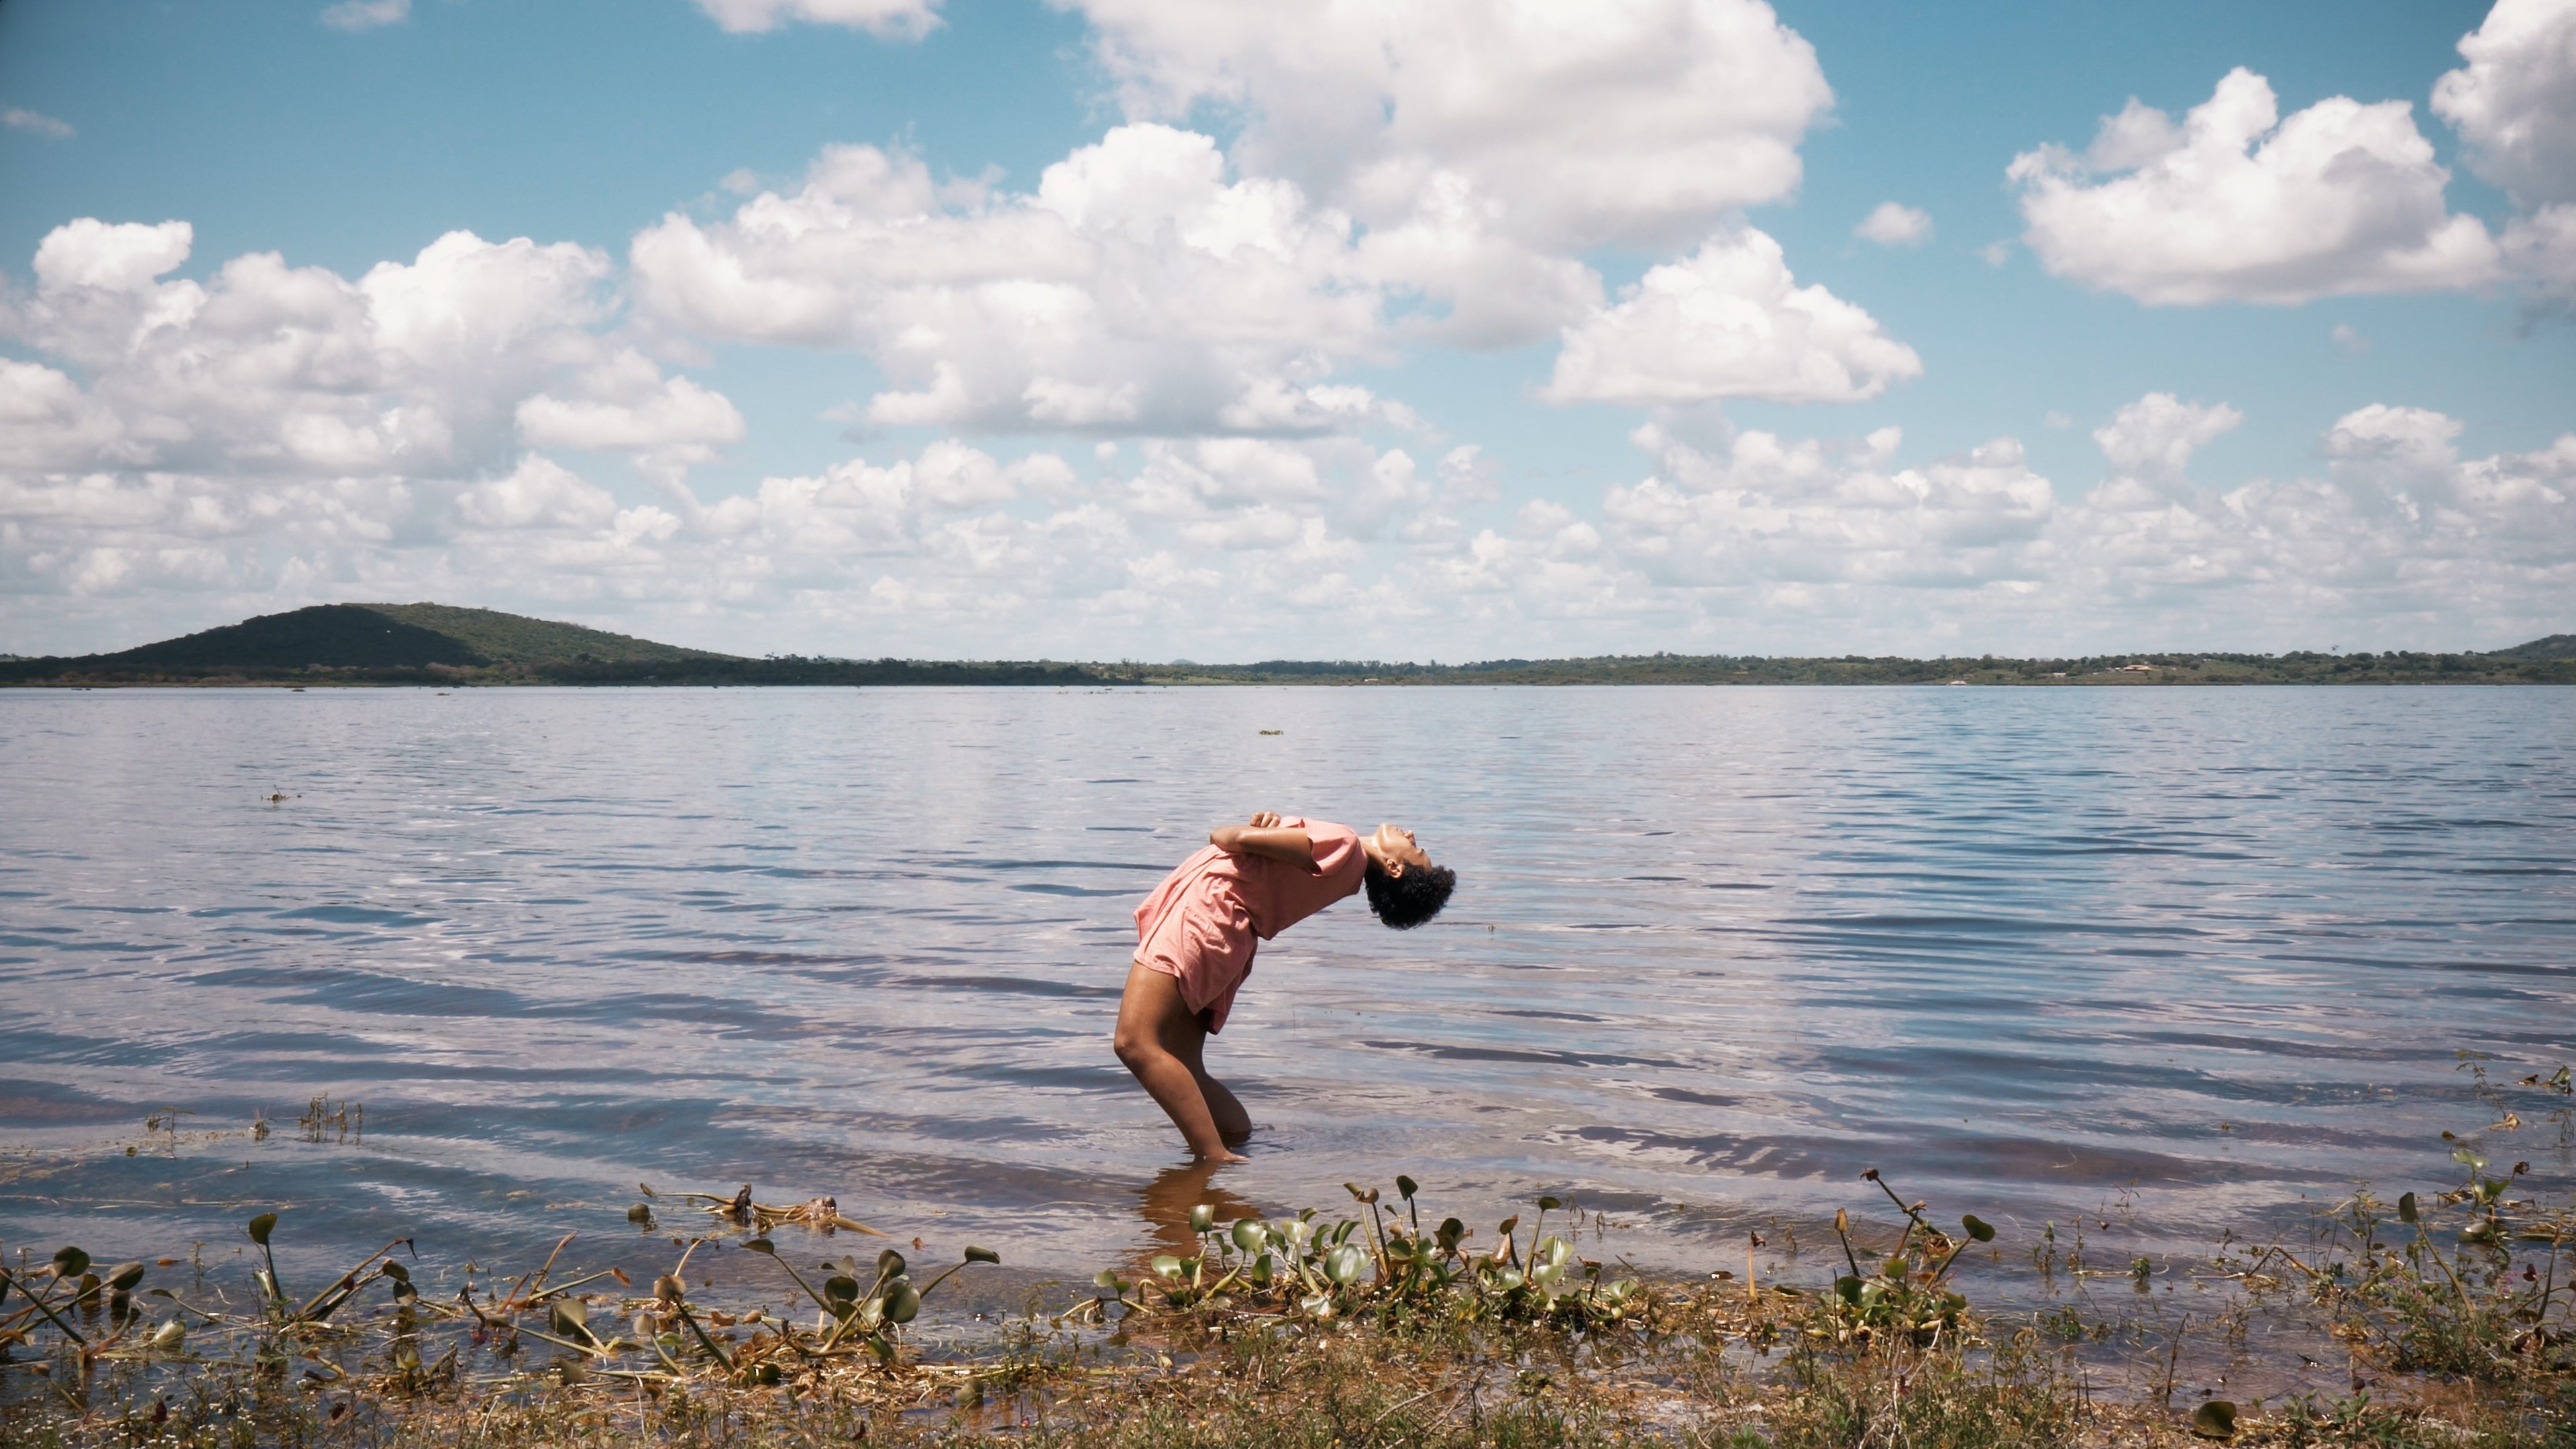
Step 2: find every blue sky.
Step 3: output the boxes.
[1,0,2569,659]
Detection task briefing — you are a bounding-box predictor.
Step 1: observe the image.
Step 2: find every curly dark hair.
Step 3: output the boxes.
[1363,858,1456,929]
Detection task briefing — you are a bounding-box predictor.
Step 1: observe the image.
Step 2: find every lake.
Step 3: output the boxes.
[3,684,2570,1298]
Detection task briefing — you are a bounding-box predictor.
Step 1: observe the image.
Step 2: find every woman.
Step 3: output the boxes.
[1113,812,1456,1163]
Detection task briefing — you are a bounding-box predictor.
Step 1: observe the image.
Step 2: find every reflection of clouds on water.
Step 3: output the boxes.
[0,684,2570,1300]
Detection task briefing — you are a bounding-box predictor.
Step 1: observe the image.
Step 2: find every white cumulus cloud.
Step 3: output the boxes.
[1602,423,2055,594]
[2433,0,2576,207]
[3,106,74,139]
[1854,202,1931,248]
[0,219,755,639]
[1063,0,1831,347]
[1074,0,1831,253]
[694,0,942,38]
[631,127,1389,435]
[1544,230,1923,405]
[2008,68,2499,304]
[320,0,411,31]
[2088,392,2244,506]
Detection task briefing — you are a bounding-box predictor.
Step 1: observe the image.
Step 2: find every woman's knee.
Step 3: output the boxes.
[1112,1022,1149,1066]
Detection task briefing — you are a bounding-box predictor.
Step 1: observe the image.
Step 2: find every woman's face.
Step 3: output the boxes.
[1370,822,1432,875]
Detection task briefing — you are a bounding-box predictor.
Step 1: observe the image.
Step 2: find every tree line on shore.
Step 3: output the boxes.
[5,603,2571,686]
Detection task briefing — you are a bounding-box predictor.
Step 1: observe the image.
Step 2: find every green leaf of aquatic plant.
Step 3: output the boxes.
[1537,1195,1562,1211]
[1345,1183,1379,1204]
[52,1246,91,1279]
[876,1248,906,1279]
[742,1238,775,1255]
[1189,1203,1216,1233]
[2191,1401,2237,1440]
[883,1283,920,1324]
[1325,1244,1368,1285]
[1836,1276,1863,1305]
[381,1260,409,1282]
[1093,1269,1124,1291]
[824,1275,859,1304]
[549,1299,590,1342]
[1962,1214,1996,1243]
[627,1203,653,1224]
[1150,1255,1185,1280]
[107,1262,146,1293]
[2398,1192,2419,1224]
[247,1214,276,1246]
[964,1245,1000,1264]
[1232,1220,1267,1254]
[1396,1175,1419,1198]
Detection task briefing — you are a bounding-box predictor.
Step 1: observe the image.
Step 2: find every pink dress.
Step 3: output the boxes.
[1132,817,1364,1033]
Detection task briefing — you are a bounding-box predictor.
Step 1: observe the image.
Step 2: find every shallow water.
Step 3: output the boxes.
[2,684,2571,1295]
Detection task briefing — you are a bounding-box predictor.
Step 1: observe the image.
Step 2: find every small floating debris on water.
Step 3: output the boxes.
[1259,729,1282,735]
[640,1181,885,1237]
[264,791,299,804]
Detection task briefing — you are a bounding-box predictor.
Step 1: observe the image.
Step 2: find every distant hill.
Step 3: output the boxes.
[2487,633,2576,660]
[91,602,730,672]
[0,603,1094,687]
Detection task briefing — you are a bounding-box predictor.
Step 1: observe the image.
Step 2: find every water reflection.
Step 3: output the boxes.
[1134,1159,1264,1261]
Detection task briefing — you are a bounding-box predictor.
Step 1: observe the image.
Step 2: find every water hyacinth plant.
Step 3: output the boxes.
[1809,1169,1996,1348]
[1087,1177,1644,1328]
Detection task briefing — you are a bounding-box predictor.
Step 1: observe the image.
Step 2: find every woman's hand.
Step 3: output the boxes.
[1209,821,1316,867]
[1247,811,1282,829]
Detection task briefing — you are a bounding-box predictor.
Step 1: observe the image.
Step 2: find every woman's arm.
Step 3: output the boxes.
[1210,812,1316,867]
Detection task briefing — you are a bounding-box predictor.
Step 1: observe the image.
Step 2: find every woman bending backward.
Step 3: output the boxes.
[1114,813,1457,1163]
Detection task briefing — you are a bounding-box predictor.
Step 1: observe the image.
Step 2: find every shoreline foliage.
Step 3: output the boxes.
[3,1138,2569,1449]
[6,604,2575,687]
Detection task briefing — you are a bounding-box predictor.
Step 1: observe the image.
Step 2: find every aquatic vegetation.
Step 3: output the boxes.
[1,1143,2571,1448]
[2216,1147,2575,1384]
[1089,1178,1644,1330]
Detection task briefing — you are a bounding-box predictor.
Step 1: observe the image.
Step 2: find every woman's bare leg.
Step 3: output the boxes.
[1113,963,1246,1163]
[1172,1022,1252,1144]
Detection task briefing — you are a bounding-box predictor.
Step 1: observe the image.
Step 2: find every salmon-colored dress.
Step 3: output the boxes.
[1132,817,1364,1033]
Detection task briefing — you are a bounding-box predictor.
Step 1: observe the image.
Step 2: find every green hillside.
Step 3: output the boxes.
[0,602,740,682]
[2487,633,2576,660]
[350,603,727,664]
[87,602,732,670]
[0,603,1091,686]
